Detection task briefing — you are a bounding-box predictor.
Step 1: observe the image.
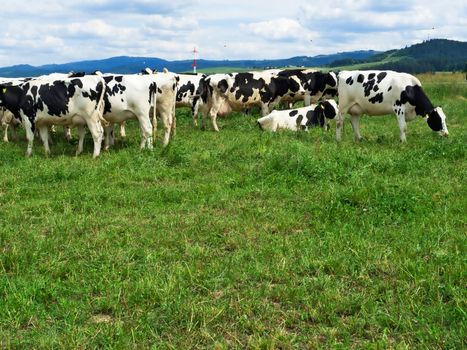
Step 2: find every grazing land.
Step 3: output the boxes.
[0,72,465,348]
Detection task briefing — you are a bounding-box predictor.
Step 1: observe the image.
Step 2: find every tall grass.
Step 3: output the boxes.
[0,73,465,349]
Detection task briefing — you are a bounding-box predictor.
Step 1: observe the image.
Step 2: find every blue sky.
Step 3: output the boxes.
[0,0,465,67]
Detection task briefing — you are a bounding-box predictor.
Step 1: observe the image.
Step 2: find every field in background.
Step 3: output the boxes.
[0,73,465,348]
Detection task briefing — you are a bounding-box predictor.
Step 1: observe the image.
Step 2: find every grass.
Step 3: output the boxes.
[0,73,466,349]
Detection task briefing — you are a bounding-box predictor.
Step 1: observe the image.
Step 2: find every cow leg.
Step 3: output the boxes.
[350,115,362,141]
[152,111,158,141]
[397,113,407,142]
[304,94,311,107]
[76,125,86,156]
[87,121,104,159]
[38,126,51,156]
[261,104,270,117]
[192,100,199,127]
[138,116,153,150]
[160,111,172,147]
[103,125,113,150]
[2,124,8,142]
[120,122,126,138]
[11,124,17,142]
[64,126,72,141]
[335,111,345,141]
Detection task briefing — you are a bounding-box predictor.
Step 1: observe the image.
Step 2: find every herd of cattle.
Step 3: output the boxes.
[0,67,449,157]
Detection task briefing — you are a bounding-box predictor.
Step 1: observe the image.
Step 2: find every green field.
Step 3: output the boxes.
[0,73,466,349]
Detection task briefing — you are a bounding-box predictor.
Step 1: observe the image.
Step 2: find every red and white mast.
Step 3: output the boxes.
[192,47,198,74]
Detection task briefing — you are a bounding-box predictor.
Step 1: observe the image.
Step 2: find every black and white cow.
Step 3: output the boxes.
[257,100,338,132]
[276,69,338,106]
[336,70,449,142]
[0,75,106,157]
[175,73,206,126]
[90,70,177,149]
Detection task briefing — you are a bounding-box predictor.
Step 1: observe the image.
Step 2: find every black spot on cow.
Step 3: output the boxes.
[121,98,124,102]
[289,110,298,117]
[115,76,123,83]
[396,85,434,116]
[322,101,337,119]
[368,73,376,80]
[357,74,364,83]
[345,76,354,85]
[217,79,229,94]
[157,88,162,94]
[362,78,376,97]
[68,71,86,78]
[388,86,392,92]
[373,85,379,92]
[369,92,384,104]
[37,81,72,117]
[177,81,195,102]
[296,115,304,127]
[377,72,387,84]
[149,82,158,105]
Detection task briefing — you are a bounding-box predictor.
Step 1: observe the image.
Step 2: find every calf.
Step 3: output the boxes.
[336,70,449,141]
[257,100,338,132]
[0,75,106,157]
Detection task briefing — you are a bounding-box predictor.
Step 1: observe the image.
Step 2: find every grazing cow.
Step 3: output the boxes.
[336,70,449,142]
[0,75,106,157]
[257,100,339,132]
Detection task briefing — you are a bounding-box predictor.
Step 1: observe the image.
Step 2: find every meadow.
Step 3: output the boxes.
[0,72,465,349]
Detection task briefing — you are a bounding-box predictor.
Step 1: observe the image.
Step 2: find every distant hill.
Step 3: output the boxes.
[0,51,379,78]
[328,39,467,73]
[0,39,465,77]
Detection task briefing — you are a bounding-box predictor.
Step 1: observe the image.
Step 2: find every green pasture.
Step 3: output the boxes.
[0,73,465,349]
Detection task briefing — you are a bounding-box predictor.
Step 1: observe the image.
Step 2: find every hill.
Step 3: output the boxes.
[328,39,467,73]
[0,51,379,77]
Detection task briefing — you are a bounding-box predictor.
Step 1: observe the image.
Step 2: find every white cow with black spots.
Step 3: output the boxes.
[257,100,338,132]
[336,70,449,142]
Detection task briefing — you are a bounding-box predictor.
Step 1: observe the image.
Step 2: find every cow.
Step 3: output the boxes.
[97,74,159,150]
[275,69,338,106]
[198,70,338,131]
[139,68,178,139]
[336,70,449,142]
[0,75,107,157]
[257,100,339,132]
[175,73,206,126]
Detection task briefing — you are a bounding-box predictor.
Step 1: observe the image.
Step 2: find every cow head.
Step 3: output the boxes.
[426,107,449,136]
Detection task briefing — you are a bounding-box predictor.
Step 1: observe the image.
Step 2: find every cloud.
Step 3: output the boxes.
[0,0,465,67]
[240,18,317,42]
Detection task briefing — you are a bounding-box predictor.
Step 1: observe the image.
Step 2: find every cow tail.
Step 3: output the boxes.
[152,85,157,130]
[96,78,109,127]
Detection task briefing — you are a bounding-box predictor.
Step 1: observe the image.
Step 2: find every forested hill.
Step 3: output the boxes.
[328,39,467,73]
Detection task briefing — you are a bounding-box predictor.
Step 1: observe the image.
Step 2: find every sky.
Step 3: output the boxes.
[0,0,466,67]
